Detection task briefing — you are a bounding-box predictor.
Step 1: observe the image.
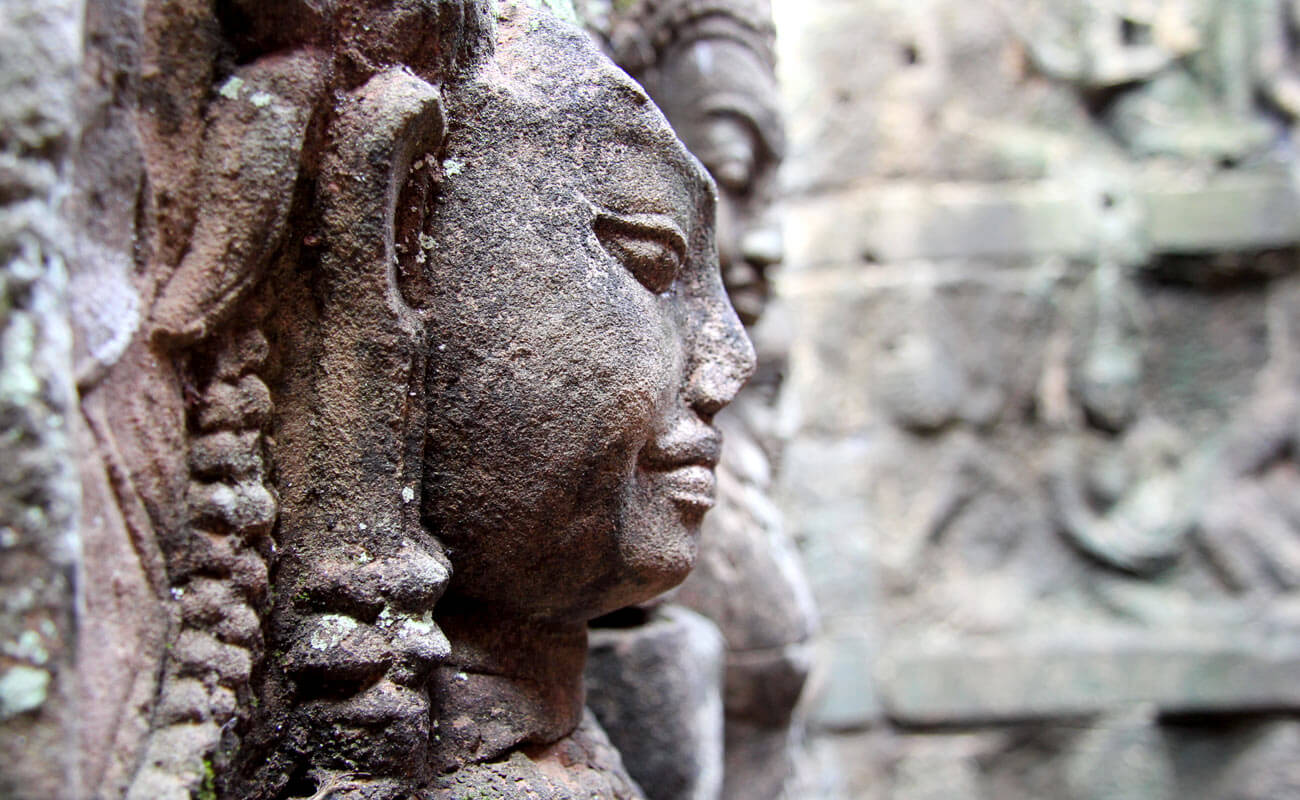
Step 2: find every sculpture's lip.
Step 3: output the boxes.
[640,428,721,512]
[651,464,717,512]
[640,427,722,471]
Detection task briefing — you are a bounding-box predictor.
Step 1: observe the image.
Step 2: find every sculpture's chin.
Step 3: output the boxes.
[594,479,704,617]
[589,552,698,622]
[432,494,701,624]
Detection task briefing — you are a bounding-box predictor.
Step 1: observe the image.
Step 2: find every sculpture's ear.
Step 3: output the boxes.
[306,67,445,546]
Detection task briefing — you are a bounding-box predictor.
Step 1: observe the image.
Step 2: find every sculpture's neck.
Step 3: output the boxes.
[428,603,588,773]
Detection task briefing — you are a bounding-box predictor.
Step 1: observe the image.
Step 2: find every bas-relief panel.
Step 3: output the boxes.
[776,5,1300,787]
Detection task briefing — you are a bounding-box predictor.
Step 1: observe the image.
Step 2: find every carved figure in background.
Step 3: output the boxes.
[603,0,786,327]
[1048,281,1300,615]
[1047,243,1300,602]
[584,1,819,798]
[1050,417,1194,575]
[1003,2,1300,610]
[1009,0,1300,161]
[1195,295,1300,597]
[1047,261,1197,576]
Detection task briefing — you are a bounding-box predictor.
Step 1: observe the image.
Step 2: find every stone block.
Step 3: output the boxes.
[809,631,882,730]
[1209,719,1300,800]
[890,752,988,800]
[877,632,1300,724]
[586,606,725,800]
[785,183,1092,267]
[779,437,875,618]
[1141,172,1300,255]
[1064,708,1175,800]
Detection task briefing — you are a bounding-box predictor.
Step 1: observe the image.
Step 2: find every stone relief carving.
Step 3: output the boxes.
[42,0,755,797]
[1008,0,1300,162]
[418,11,754,796]
[582,1,818,798]
[837,1,1300,609]
[983,12,1300,597]
[1195,314,1300,598]
[790,9,1300,752]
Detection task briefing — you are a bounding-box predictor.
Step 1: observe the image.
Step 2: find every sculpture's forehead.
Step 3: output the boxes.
[659,38,786,159]
[485,8,714,221]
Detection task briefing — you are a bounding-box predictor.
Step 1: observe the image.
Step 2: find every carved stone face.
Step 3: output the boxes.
[646,38,786,325]
[422,11,755,622]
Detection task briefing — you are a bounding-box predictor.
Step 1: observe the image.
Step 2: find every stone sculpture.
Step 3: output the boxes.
[10,0,754,797]
[416,10,754,796]
[583,1,818,798]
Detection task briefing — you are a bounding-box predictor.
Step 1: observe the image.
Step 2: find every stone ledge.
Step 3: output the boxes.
[1143,173,1300,253]
[876,631,1300,725]
[785,171,1300,267]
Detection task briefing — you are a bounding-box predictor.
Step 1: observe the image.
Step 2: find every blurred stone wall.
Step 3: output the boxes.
[0,2,84,796]
[771,1,1300,797]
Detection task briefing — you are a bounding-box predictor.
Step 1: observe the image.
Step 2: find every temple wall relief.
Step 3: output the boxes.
[774,1,1300,798]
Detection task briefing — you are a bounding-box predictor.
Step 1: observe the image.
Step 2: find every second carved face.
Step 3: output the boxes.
[420,11,755,622]
[647,37,787,326]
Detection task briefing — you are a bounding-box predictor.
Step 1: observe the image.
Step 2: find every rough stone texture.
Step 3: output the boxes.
[428,710,645,800]
[6,0,753,796]
[774,0,1300,797]
[0,1,84,796]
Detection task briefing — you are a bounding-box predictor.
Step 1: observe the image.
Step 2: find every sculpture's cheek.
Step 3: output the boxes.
[421,256,686,617]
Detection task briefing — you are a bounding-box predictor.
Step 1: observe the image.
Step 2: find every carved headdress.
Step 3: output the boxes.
[75,2,494,798]
[606,0,777,71]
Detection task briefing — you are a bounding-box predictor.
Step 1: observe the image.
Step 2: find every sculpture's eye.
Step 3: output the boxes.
[708,154,755,194]
[595,214,687,295]
[699,115,759,194]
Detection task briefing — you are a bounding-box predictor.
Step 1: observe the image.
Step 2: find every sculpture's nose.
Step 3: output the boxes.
[685,283,756,417]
